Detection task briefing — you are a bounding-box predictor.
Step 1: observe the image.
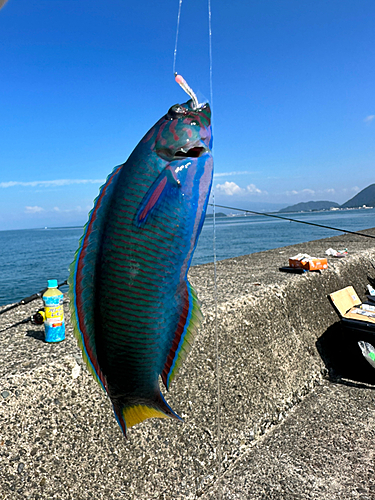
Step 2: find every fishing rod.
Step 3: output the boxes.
[0,279,68,316]
[0,309,45,334]
[209,203,375,240]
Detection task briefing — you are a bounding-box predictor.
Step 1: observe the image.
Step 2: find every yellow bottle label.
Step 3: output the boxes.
[45,304,64,327]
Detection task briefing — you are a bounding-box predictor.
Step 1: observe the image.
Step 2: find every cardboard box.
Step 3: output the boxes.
[329,286,375,327]
[289,257,328,271]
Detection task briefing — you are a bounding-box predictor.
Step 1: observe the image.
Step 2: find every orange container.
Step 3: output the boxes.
[289,257,328,271]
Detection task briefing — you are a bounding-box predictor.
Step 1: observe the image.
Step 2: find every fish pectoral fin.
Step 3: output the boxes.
[113,392,182,437]
[136,165,180,226]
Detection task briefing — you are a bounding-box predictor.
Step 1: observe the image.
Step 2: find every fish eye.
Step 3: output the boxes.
[166,104,187,120]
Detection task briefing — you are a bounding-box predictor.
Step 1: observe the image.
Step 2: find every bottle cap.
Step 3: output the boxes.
[48,279,58,288]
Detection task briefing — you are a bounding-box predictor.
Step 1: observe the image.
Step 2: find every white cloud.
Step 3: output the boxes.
[364,115,375,123]
[24,205,87,216]
[342,186,360,193]
[214,170,255,178]
[215,181,267,196]
[53,206,85,213]
[25,206,44,213]
[246,183,266,195]
[285,187,340,199]
[286,188,315,196]
[0,179,104,188]
[215,181,245,196]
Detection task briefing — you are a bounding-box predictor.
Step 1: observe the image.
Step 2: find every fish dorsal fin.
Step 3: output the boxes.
[161,280,203,390]
[68,165,123,393]
[136,165,180,226]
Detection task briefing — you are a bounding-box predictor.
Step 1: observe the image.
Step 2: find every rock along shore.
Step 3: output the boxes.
[1,228,375,499]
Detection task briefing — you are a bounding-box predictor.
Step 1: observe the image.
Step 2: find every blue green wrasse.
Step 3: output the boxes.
[69,91,213,436]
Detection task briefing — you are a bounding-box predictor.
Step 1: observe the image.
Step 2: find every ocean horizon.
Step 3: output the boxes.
[1,207,374,307]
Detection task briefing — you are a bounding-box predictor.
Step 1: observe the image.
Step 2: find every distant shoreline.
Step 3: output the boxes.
[206,205,375,218]
[1,206,375,232]
[277,205,374,215]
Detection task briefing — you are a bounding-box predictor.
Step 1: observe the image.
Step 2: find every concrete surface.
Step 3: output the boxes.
[0,228,375,499]
[201,380,375,500]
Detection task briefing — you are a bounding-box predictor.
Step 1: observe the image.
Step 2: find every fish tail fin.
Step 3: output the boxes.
[112,392,183,437]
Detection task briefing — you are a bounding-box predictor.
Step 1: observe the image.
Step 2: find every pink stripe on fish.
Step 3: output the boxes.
[138,177,167,223]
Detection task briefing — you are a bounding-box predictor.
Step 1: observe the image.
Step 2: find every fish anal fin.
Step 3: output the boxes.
[136,165,180,226]
[162,280,203,390]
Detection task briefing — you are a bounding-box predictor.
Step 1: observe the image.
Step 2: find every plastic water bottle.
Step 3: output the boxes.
[42,279,65,342]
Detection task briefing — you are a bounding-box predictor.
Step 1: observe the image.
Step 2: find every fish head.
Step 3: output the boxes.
[151,100,212,163]
[136,98,213,234]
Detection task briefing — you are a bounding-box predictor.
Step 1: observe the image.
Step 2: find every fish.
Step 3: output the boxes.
[69,93,213,437]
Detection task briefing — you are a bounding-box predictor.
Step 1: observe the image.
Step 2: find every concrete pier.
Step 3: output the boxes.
[1,229,375,499]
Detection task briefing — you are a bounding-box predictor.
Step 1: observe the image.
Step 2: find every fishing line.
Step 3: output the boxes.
[209,203,375,240]
[173,1,222,495]
[208,0,213,106]
[213,192,223,499]
[173,0,183,77]
[207,1,223,498]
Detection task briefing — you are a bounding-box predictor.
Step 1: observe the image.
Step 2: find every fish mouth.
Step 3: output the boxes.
[174,146,207,158]
[157,145,207,161]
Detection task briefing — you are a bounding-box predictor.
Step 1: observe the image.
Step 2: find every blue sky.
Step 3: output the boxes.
[0,0,374,230]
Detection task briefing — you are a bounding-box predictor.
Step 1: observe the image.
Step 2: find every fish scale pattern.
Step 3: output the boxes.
[98,160,195,395]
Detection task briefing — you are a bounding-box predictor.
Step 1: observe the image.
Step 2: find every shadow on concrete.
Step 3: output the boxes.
[316,321,375,386]
[25,329,45,342]
[368,274,375,289]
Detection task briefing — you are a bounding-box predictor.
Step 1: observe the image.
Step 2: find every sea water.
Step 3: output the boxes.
[0,208,374,306]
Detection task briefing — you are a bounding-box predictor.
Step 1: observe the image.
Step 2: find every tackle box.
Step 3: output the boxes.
[329,286,375,336]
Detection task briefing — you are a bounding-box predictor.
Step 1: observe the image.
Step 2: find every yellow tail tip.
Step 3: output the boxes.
[123,405,170,429]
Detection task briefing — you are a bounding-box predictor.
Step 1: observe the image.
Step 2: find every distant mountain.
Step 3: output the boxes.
[205,212,227,218]
[279,200,340,213]
[340,184,375,208]
[207,202,287,215]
